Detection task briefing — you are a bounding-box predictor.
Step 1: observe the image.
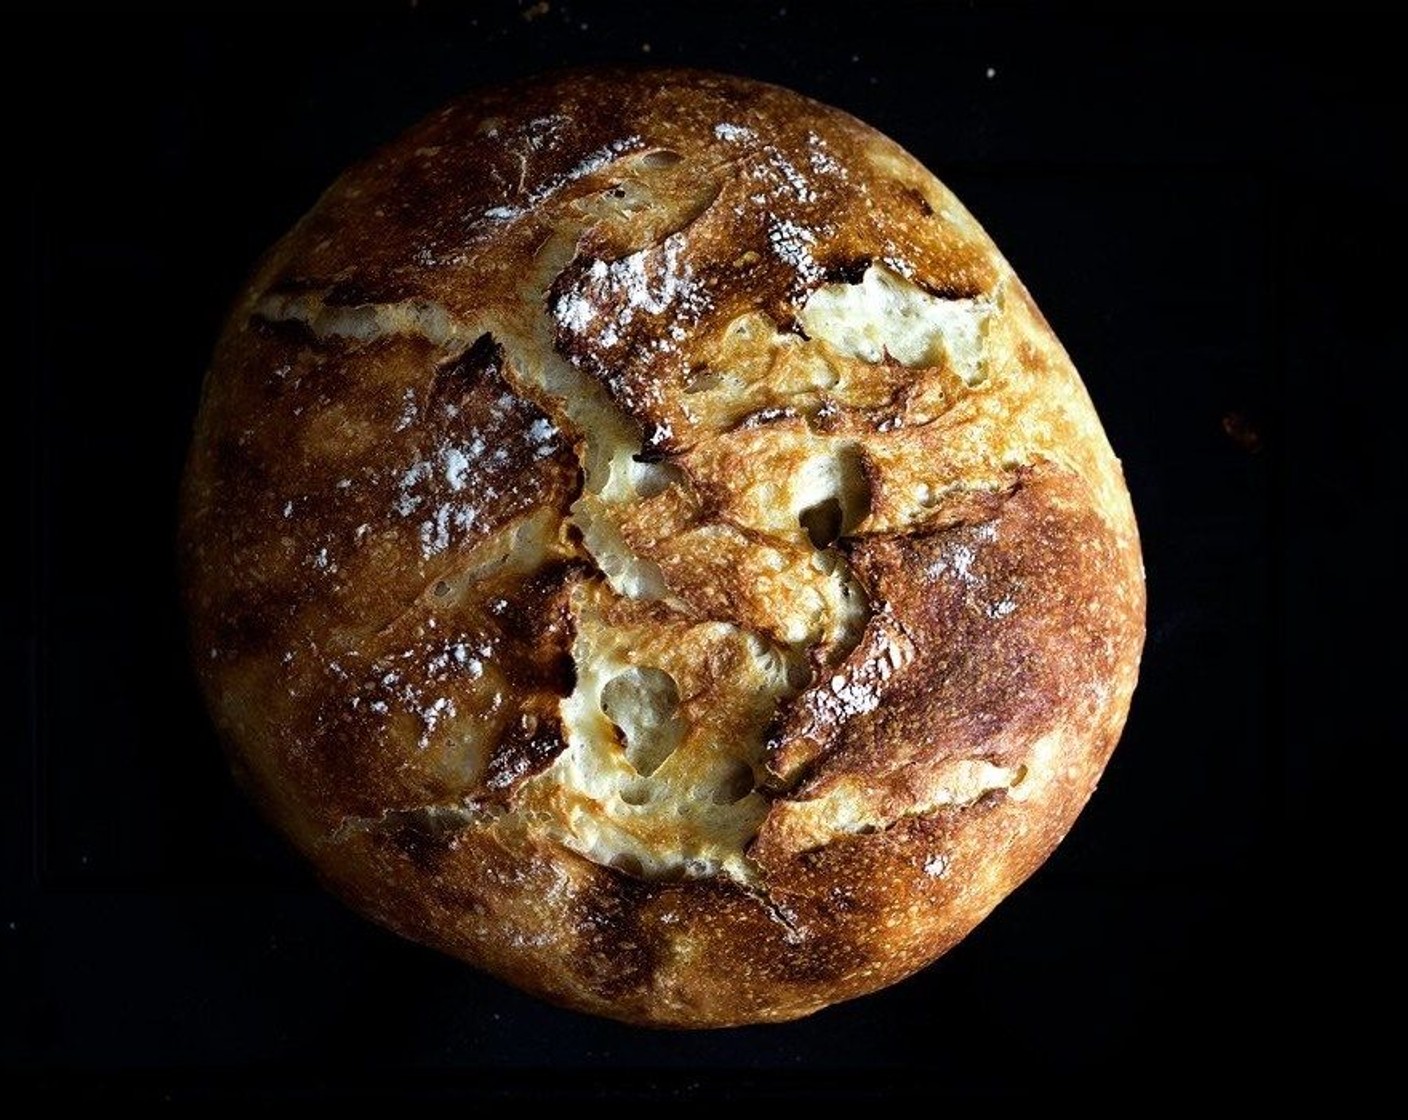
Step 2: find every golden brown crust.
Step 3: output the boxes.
[182,68,1145,1026]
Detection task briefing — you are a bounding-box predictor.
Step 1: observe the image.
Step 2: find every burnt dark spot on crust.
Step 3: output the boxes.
[377,809,467,875]
[490,560,578,686]
[824,257,872,286]
[900,184,934,217]
[572,870,658,1001]
[473,563,582,794]
[913,276,990,303]
[322,278,381,307]
[549,650,577,697]
[432,332,503,402]
[485,706,569,791]
[248,313,318,346]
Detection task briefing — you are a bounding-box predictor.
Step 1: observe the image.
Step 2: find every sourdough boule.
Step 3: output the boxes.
[181,69,1145,1026]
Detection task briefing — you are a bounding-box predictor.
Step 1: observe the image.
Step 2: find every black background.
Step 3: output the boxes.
[13,0,1376,1099]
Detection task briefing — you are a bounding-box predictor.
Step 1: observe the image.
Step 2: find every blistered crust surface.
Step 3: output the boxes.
[182,69,1145,1026]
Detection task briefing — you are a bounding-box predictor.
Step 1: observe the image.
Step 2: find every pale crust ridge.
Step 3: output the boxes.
[182,69,1145,1026]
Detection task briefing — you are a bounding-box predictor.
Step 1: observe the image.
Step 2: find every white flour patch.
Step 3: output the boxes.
[987,598,1017,619]
[389,396,560,558]
[803,612,914,728]
[714,122,756,143]
[806,132,844,177]
[527,417,559,456]
[756,146,817,204]
[551,233,714,413]
[767,218,823,285]
[362,637,494,747]
[395,388,418,432]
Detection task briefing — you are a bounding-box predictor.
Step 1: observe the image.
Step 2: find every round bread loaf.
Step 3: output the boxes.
[182,69,1145,1026]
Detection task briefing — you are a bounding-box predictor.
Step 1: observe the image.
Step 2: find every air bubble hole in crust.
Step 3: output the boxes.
[712,760,757,805]
[683,370,721,395]
[619,782,652,806]
[800,497,843,550]
[602,180,652,215]
[638,148,683,169]
[631,457,684,499]
[599,666,686,777]
[797,444,872,548]
[785,655,813,691]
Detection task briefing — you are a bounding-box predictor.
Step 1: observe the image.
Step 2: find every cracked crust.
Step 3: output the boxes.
[181,69,1145,1026]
